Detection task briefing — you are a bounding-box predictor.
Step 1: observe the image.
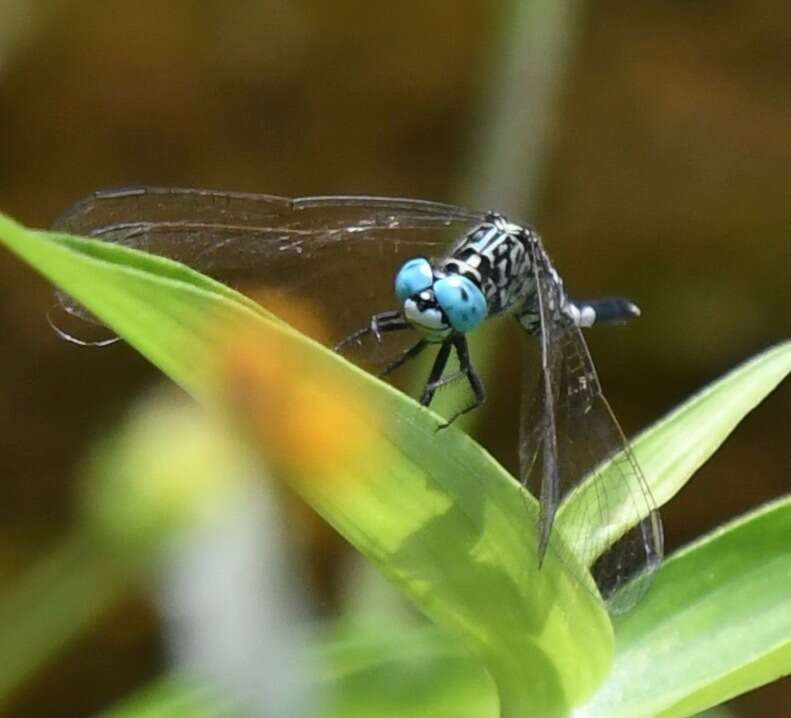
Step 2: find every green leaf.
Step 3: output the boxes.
[317,619,497,718]
[3,210,789,716]
[99,674,231,718]
[99,488,791,718]
[0,534,128,708]
[0,212,612,715]
[100,620,495,718]
[559,341,791,568]
[632,341,791,508]
[578,497,791,718]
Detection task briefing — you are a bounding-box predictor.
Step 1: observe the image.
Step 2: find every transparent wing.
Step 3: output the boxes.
[51,186,486,362]
[519,244,663,613]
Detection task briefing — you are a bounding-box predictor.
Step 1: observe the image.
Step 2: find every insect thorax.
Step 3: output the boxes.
[439,214,537,316]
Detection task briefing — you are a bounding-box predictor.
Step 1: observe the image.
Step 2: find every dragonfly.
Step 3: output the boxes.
[52,186,663,612]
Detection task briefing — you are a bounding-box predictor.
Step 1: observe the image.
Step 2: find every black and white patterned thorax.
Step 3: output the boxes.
[439,212,576,332]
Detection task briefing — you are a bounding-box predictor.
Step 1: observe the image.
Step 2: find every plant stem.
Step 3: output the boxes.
[0,531,129,708]
[458,0,585,215]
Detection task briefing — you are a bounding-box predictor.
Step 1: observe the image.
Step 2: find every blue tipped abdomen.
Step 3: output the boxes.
[434,275,488,333]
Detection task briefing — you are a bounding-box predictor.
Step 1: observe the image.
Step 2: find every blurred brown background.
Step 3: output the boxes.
[0,1,789,715]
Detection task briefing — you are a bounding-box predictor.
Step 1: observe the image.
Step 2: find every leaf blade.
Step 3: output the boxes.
[559,341,791,566]
[578,497,791,718]
[0,211,614,716]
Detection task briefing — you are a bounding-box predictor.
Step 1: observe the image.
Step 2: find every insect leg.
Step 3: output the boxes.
[455,334,485,407]
[334,310,407,351]
[419,334,486,428]
[437,334,486,426]
[418,340,453,406]
[379,339,429,378]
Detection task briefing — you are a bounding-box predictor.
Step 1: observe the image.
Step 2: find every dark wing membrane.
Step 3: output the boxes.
[519,244,663,613]
[51,187,486,356]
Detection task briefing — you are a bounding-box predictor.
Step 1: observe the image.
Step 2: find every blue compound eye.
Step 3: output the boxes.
[395,258,434,302]
[433,275,488,333]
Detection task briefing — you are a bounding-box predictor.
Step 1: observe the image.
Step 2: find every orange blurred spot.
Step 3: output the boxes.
[218,309,380,482]
[248,288,332,345]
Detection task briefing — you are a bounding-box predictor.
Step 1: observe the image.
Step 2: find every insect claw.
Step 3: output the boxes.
[434,420,451,433]
[370,317,383,343]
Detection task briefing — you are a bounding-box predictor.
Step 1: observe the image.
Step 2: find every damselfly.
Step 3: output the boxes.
[52,187,663,612]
